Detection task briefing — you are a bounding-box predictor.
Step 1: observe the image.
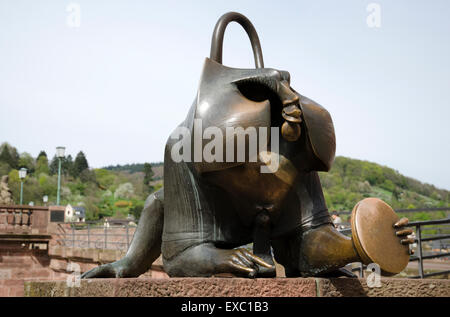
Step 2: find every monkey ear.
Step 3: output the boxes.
[299,95,336,171]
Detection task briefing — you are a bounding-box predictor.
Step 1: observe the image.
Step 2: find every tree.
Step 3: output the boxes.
[18,152,35,173]
[0,143,19,169]
[63,154,74,177]
[143,163,154,194]
[114,183,135,199]
[37,151,47,160]
[79,169,96,183]
[73,151,89,178]
[0,146,13,167]
[143,163,154,185]
[35,151,49,175]
[49,155,59,175]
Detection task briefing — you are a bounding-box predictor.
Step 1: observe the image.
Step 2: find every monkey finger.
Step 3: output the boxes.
[234,250,257,270]
[228,261,257,278]
[396,228,414,237]
[239,249,274,269]
[230,254,248,268]
[394,217,409,229]
[401,238,415,245]
[236,248,259,266]
[81,264,115,279]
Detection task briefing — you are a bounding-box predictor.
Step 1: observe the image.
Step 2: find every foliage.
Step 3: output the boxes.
[0,142,19,169]
[18,152,35,173]
[114,182,135,199]
[1,142,448,223]
[73,151,89,177]
[104,162,163,173]
[319,156,449,211]
[114,200,132,208]
[36,152,49,175]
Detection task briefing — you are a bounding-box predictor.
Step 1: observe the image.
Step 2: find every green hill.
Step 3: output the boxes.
[319,156,449,211]
[1,141,448,222]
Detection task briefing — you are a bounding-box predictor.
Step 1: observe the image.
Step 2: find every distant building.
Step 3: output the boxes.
[64,204,86,222]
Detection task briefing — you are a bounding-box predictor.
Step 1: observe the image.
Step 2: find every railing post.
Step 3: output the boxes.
[104,225,107,249]
[417,225,424,278]
[19,208,23,226]
[71,224,75,248]
[87,223,90,249]
[126,221,129,249]
[26,209,31,227]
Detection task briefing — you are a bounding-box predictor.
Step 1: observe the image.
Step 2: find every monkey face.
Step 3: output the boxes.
[191,57,336,173]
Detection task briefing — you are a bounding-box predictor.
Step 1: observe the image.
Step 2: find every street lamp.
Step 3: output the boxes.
[43,195,48,206]
[56,146,65,206]
[18,167,27,205]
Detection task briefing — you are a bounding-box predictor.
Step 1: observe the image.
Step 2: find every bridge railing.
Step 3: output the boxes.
[338,217,450,278]
[408,218,450,278]
[0,205,50,234]
[55,219,137,250]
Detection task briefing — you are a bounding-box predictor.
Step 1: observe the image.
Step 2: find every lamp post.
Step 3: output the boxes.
[18,167,27,205]
[56,146,66,206]
[43,195,48,207]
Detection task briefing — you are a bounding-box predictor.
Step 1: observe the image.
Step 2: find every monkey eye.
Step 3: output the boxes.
[235,78,278,103]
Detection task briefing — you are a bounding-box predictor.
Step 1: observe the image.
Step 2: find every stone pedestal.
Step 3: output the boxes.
[24,277,450,297]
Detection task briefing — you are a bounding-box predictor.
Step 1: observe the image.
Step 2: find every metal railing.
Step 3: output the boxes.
[56,219,136,250]
[407,218,450,278]
[337,218,450,278]
[338,206,450,215]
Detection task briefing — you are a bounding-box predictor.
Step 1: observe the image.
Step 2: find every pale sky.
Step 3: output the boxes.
[0,0,449,190]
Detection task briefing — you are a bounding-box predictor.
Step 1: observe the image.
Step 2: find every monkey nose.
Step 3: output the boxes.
[278,80,299,106]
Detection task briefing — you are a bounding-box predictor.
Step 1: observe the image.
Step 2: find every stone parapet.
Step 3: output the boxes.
[24,277,450,297]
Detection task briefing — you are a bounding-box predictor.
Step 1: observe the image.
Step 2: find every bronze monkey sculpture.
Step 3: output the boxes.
[82,12,413,279]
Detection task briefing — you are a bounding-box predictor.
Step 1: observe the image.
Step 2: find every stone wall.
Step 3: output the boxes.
[0,242,167,297]
[24,277,450,297]
[0,240,68,297]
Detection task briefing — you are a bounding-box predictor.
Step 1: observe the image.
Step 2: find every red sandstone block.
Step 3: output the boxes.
[71,248,84,259]
[3,279,23,287]
[49,258,68,272]
[83,249,96,261]
[30,269,51,279]
[79,262,98,273]
[0,263,29,269]
[316,278,450,297]
[31,255,50,268]
[113,278,317,297]
[0,256,25,264]
[150,270,169,279]
[52,272,70,280]
[9,286,24,297]
[0,287,9,297]
[11,269,33,279]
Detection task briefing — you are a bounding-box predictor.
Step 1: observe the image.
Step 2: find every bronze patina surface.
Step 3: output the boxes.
[82,12,413,280]
[351,198,410,275]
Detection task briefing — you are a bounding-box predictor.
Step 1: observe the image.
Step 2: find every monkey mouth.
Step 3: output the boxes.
[279,103,302,142]
[281,104,302,124]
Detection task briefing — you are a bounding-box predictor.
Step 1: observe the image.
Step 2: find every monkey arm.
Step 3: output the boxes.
[81,189,164,278]
[121,189,164,275]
